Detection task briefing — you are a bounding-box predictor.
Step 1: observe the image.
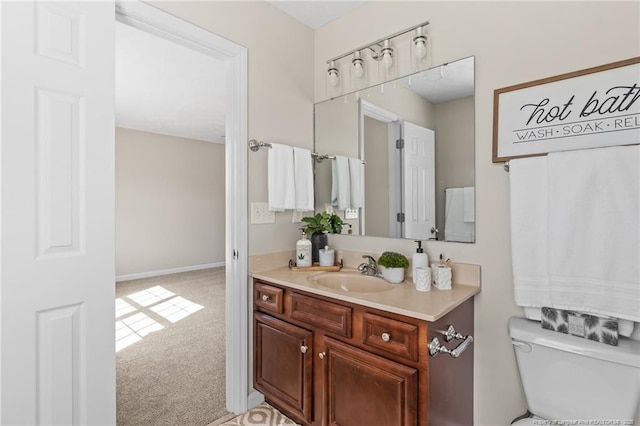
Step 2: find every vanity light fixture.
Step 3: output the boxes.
[325,20,429,93]
[327,61,340,87]
[352,51,364,78]
[379,40,394,70]
[413,27,428,59]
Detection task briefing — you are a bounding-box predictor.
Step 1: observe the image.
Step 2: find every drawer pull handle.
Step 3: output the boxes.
[381,332,391,342]
[429,336,473,358]
[261,294,270,302]
[300,345,308,354]
[318,352,326,360]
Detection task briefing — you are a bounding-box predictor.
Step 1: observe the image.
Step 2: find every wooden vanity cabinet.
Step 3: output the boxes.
[253,279,474,426]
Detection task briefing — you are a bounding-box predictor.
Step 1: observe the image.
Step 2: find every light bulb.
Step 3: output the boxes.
[415,39,427,59]
[353,61,364,78]
[327,61,339,87]
[328,70,339,87]
[382,51,393,70]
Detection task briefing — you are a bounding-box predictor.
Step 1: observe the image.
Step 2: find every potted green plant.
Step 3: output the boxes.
[301,212,343,263]
[377,251,409,283]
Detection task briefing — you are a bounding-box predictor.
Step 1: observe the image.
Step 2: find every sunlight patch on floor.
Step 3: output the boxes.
[150,296,204,323]
[115,298,136,318]
[126,285,175,307]
[115,285,204,351]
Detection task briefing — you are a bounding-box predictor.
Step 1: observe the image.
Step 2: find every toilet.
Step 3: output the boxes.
[508,317,640,425]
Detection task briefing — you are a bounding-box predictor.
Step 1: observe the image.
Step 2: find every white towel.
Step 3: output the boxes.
[547,145,640,322]
[510,156,552,309]
[268,143,295,211]
[293,147,314,211]
[349,157,364,209]
[332,156,351,211]
[463,187,475,223]
[444,188,475,242]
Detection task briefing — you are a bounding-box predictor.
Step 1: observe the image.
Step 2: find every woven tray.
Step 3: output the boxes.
[288,259,343,272]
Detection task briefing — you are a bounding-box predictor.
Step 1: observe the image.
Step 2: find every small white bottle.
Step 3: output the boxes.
[412,240,428,285]
[296,231,312,267]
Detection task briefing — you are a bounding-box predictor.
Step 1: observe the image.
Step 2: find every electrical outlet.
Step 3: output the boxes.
[251,202,275,224]
[292,210,306,223]
[345,208,358,219]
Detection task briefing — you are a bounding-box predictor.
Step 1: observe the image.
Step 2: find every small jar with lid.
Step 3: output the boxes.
[319,245,335,267]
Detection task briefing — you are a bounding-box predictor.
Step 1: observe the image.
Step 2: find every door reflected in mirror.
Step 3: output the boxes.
[314,56,475,243]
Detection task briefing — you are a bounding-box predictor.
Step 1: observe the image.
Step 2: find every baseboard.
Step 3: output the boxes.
[116,262,225,282]
[247,390,264,410]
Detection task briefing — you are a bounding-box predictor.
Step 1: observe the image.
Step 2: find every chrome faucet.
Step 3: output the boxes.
[357,255,380,276]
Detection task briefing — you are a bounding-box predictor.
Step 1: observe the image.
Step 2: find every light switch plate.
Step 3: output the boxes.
[251,202,275,224]
[345,208,358,219]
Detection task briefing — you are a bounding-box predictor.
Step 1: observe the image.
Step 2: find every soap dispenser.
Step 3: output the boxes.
[412,240,428,285]
[296,230,312,267]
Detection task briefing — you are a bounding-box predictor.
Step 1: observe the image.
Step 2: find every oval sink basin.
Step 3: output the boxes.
[307,272,395,293]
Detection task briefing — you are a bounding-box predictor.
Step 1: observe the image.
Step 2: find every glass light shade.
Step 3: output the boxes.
[415,39,427,59]
[328,70,340,87]
[381,50,393,69]
[353,62,364,78]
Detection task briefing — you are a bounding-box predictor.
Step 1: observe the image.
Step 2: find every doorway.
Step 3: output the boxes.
[116,0,249,417]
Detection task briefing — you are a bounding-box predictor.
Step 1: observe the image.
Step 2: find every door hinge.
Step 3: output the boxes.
[396,139,404,149]
[396,212,405,223]
[233,249,238,260]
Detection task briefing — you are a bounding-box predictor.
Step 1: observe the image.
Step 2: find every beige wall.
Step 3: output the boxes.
[152,1,315,256]
[115,127,225,276]
[435,96,475,237]
[315,2,640,425]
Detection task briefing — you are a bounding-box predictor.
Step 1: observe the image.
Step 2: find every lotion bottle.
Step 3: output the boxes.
[296,230,312,267]
[412,240,428,285]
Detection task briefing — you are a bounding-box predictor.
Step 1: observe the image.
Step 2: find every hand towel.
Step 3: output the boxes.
[293,147,314,211]
[444,188,475,242]
[509,156,552,309]
[349,157,364,209]
[463,186,475,223]
[268,143,295,211]
[547,145,640,322]
[332,156,351,211]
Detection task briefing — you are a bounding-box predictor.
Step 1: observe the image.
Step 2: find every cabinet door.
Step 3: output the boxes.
[322,337,418,426]
[254,312,313,424]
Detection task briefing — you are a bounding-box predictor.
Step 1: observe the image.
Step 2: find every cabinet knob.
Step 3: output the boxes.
[381,332,391,342]
[318,352,326,359]
[261,294,269,302]
[300,345,308,354]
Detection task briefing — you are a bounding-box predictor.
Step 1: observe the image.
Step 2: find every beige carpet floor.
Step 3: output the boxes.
[116,267,229,425]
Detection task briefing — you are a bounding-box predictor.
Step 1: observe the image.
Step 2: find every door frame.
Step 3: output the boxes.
[359,99,401,237]
[115,2,249,414]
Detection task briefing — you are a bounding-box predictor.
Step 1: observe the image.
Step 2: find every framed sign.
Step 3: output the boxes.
[493,57,640,163]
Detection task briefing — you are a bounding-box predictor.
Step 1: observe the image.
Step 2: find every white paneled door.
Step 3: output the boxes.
[403,122,435,240]
[1,2,116,424]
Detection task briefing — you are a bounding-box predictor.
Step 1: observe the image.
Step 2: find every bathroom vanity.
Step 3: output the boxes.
[252,265,480,426]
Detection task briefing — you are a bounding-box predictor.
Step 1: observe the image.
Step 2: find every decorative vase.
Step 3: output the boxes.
[310,232,328,264]
[380,266,405,284]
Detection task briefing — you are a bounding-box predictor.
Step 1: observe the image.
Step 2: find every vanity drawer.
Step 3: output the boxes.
[362,312,419,362]
[254,282,284,314]
[290,292,352,338]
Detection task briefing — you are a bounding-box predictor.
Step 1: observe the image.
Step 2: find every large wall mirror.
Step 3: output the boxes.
[314,56,476,243]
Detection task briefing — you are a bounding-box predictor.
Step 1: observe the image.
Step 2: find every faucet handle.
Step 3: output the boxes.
[361,255,376,264]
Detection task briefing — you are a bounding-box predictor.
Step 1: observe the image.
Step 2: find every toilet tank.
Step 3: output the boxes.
[509,317,640,423]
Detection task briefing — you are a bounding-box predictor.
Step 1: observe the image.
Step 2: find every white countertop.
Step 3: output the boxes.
[252,267,480,322]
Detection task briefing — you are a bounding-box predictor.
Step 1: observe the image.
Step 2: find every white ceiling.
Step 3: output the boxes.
[403,57,475,104]
[115,21,226,143]
[268,1,367,29]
